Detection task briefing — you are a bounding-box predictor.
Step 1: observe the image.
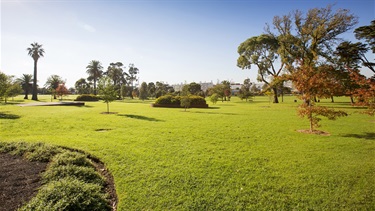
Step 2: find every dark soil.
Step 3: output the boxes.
[0,152,118,211]
[297,129,331,136]
[0,153,47,211]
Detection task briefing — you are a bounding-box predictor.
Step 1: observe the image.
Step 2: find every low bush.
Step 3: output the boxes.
[154,95,208,108]
[43,165,106,186]
[19,177,110,211]
[0,142,62,162]
[75,94,101,101]
[49,151,94,169]
[24,144,63,162]
[154,95,180,105]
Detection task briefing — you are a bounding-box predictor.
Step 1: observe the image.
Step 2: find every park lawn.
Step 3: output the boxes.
[1,95,374,210]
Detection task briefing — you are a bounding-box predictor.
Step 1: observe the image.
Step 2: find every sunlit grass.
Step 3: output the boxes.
[1,95,374,210]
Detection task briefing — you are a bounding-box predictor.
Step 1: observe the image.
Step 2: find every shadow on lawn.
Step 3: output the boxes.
[0,112,21,120]
[190,111,237,115]
[118,114,164,122]
[341,132,375,140]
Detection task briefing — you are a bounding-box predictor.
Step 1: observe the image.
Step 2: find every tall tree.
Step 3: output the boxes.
[139,82,148,101]
[75,78,90,94]
[106,62,129,99]
[147,82,156,99]
[86,60,103,95]
[16,74,33,99]
[354,20,375,53]
[237,34,284,103]
[269,5,357,132]
[45,75,64,99]
[0,73,22,103]
[238,78,252,101]
[335,41,374,73]
[27,42,45,101]
[127,63,139,88]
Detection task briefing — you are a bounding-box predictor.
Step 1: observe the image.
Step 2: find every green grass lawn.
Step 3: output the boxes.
[1,95,374,210]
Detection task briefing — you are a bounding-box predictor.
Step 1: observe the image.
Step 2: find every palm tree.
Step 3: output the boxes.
[45,75,63,99]
[27,42,45,101]
[86,60,103,95]
[16,74,33,99]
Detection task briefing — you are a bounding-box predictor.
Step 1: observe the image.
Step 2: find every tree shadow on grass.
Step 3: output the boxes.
[190,111,237,115]
[117,114,164,122]
[341,133,375,140]
[0,112,21,120]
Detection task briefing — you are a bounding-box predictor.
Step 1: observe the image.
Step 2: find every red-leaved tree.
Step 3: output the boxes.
[55,84,69,100]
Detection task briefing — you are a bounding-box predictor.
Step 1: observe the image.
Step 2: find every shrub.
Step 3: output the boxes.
[2,142,62,162]
[155,95,180,105]
[49,151,94,169]
[0,142,16,153]
[75,94,101,101]
[24,144,63,162]
[19,177,110,211]
[43,165,106,186]
[189,95,207,106]
[154,95,208,108]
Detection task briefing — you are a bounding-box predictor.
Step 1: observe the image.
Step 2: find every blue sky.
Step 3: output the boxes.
[1,0,374,88]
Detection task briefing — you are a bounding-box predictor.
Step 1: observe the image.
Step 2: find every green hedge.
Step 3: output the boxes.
[153,95,208,108]
[75,94,101,101]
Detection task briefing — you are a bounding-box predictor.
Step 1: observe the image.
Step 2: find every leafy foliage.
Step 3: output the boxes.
[354,20,375,53]
[0,142,62,162]
[98,76,118,113]
[75,94,101,101]
[348,69,375,115]
[86,60,103,95]
[298,103,348,130]
[19,178,110,211]
[180,96,191,111]
[286,65,349,131]
[42,165,105,186]
[55,83,69,100]
[154,95,207,108]
[49,151,94,169]
[139,82,148,100]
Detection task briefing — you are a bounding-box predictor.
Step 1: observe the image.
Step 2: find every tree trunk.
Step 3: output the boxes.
[350,96,354,104]
[106,102,109,113]
[31,59,38,101]
[93,79,97,95]
[24,90,28,99]
[272,87,279,103]
[309,103,313,132]
[331,96,334,103]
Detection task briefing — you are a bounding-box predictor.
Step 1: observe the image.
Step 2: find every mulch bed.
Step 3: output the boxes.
[0,152,118,211]
[297,129,331,136]
[0,153,47,211]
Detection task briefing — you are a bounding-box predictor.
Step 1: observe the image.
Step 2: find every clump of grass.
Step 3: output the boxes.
[43,164,106,186]
[24,143,63,162]
[49,151,94,169]
[0,141,113,210]
[0,142,62,162]
[0,142,17,153]
[19,177,111,211]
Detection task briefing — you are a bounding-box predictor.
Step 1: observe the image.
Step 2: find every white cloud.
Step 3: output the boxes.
[77,22,96,32]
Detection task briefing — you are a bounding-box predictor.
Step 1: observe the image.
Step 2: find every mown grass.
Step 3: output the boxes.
[1,95,374,210]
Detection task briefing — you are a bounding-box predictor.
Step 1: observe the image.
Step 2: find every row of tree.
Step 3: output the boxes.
[80,61,139,99]
[237,4,374,131]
